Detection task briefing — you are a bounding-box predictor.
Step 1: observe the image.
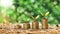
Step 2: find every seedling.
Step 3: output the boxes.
[41,11,49,29]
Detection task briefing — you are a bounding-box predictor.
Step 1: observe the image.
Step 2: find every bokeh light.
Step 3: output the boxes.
[0,0,13,8]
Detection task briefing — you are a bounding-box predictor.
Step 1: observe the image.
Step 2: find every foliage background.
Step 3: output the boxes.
[0,0,60,25]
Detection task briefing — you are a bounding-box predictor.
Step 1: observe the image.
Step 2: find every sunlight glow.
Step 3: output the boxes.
[0,0,13,8]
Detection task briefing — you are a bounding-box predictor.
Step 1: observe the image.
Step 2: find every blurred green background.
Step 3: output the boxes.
[0,0,60,24]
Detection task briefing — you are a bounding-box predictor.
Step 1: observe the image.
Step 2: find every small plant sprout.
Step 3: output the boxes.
[41,11,49,29]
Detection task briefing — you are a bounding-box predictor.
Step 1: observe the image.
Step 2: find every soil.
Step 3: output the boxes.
[0,23,59,34]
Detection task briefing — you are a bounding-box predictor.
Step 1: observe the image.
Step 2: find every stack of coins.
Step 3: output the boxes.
[23,23,30,29]
[32,21,39,29]
[42,18,48,29]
